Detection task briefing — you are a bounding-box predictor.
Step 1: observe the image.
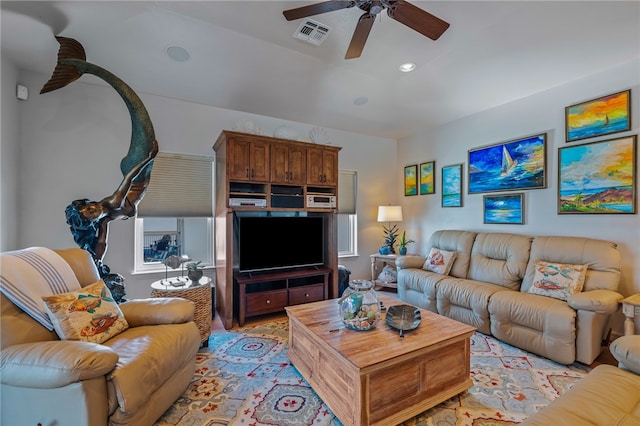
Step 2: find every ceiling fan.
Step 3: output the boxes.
[283,0,450,59]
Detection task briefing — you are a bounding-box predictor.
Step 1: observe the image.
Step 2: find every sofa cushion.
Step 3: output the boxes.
[42,280,129,344]
[468,233,532,290]
[103,322,200,413]
[423,248,456,275]
[427,230,477,278]
[489,291,576,364]
[397,268,446,312]
[610,335,640,375]
[522,236,621,293]
[0,247,81,331]
[436,277,509,335]
[521,365,640,426]
[527,261,587,301]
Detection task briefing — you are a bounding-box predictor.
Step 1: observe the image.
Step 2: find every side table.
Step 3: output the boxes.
[151,277,213,346]
[621,294,640,335]
[370,253,399,289]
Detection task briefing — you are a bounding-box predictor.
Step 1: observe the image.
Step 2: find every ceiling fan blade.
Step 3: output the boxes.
[387,0,450,40]
[345,12,376,59]
[283,1,356,21]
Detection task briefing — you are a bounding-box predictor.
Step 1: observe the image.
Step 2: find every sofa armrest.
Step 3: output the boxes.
[610,335,640,375]
[1,341,118,388]
[567,289,623,314]
[396,255,425,270]
[120,297,195,326]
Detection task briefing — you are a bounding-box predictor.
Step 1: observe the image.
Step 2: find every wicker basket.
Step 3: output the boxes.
[151,282,212,345]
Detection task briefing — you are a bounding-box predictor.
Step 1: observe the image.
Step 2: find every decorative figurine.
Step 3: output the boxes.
[40,36,159,302]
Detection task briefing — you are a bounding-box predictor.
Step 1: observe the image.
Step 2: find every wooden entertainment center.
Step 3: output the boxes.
[213,130,341,329]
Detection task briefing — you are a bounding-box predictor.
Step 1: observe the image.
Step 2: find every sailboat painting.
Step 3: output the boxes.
[566,90,631,142]
[468,134,546,194]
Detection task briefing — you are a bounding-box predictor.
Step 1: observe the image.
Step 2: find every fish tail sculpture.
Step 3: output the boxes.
[41,36,158,301]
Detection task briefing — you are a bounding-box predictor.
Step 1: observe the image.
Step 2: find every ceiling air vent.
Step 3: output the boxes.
[293,19,331,46]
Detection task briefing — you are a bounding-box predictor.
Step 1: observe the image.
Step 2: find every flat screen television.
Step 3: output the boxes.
[237,215,325,273]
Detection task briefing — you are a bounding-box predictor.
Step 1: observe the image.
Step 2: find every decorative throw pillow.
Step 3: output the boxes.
[377,264,397,283]
[528,261,587,301]
[423,248,457,275]
[42,280,129,344]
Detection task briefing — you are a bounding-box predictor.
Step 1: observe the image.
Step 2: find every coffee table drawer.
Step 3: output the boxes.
[245,289,288,315]
[289,284,324,305]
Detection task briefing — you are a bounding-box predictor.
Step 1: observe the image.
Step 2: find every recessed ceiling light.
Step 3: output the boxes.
[399,62,415,72]
[354,96,369,106]
[166,45,190,62]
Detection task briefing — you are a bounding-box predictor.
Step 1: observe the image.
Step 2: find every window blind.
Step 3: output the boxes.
[338,170,357,214]
[137,152,213,217]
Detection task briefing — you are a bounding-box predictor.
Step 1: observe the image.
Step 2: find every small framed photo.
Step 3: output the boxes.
[558,135,636,214]
[404,164,418,196]
[565,89,631,142]
[483,193,524,224]
[419,161,435,195]
[442,163,463,207]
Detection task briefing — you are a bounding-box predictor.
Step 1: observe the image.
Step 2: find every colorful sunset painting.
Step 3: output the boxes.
[483,193,524,224]
[419,161,435,195]
[558,135,636,214]
[404,165,418,196]
[468,134,546,193]
[566,90,631,142]
[442,164,462,207]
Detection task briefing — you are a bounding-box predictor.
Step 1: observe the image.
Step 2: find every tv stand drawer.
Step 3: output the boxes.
[245,289,288,316]
[289,284,325,305]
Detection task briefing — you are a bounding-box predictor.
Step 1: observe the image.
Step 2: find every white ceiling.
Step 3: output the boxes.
[2,1,639,139]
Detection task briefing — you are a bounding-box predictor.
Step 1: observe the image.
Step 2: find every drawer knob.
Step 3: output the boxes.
[266,299,270,304]
[305,293,310,297]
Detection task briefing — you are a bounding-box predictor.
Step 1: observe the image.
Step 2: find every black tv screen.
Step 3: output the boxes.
[238,216,325,273]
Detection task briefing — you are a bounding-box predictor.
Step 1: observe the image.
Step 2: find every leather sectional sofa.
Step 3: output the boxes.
[521,334,640,425]
[396,230,623,365]
[0,248,201,426]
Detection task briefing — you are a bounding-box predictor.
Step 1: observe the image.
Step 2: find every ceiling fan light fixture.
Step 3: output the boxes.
[399,62,416,72]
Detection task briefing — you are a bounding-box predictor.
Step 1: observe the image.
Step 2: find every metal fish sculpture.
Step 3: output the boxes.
[40,36,158,288]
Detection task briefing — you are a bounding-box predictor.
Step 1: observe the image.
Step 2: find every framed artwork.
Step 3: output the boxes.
[404,164,418,196]
[419,161,435,195]
[468,133,546,194]
[565,89,631,142]
[558,135,636,214]
[442,163,463,207]
[483,193,524,224]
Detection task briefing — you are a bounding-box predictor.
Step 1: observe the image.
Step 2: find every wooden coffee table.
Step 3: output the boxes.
[285,295,476,426]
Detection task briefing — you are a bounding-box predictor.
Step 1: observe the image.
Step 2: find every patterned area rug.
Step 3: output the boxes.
[156,320,589,426]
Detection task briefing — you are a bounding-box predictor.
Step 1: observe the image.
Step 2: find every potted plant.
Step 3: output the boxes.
[186,261,203,283]
[398,231,415,255]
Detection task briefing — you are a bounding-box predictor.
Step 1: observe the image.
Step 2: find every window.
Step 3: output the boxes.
[133,152,214,273]
[338,170,357,257]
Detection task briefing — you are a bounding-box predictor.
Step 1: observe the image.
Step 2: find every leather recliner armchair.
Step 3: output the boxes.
[1,248,201,426]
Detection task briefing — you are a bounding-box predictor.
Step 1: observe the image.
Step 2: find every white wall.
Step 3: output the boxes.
[397,60,640,331]
[1,54,20,251]
[7,69,396,298]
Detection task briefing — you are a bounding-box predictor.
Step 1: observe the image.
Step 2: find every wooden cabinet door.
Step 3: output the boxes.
[227,138,270,182]
[307,147,337,185]
[249,139,270,182]
[272,144,306,184]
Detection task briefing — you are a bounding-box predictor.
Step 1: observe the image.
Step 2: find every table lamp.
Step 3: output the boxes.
[377,205,403,254]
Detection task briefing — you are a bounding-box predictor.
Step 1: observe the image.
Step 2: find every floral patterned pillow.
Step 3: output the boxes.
[42,280,129,344]
[422,248,457,275]
[528,261,587,301]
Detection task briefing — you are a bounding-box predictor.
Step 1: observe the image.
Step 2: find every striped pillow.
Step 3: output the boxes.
[0,247,81,330]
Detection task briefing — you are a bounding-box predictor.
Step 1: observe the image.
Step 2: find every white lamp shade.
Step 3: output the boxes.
[377,205,403,222]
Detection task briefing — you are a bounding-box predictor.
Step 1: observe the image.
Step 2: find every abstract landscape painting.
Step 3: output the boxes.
[558,135,636,214]
[566,90,631,142]
[484,193,524,224]
[404,164,418,196]
[442,163,462,207]
[419,161,435,195]
[469,134,546,193]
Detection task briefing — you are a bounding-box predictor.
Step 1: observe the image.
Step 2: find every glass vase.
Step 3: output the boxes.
[338,280,381,331]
